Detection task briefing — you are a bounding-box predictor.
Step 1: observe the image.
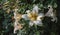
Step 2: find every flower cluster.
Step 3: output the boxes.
[13,5,44,34]
[13,4,57,34]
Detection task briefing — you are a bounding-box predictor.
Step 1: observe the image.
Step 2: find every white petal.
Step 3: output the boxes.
[29,21,34,26]
[22,14,29,20]
[37,16,41,21]
[26,10,31,14]
[38,13,44,17]
[37,13,44,21]
[14,21,19,26]
[33,20,43,26]
[14,12,17,19]
[32,5,39,13]
[45,11,53,17]
[51,17,57,23]
[45,5,53,17]
[14,26,18,34]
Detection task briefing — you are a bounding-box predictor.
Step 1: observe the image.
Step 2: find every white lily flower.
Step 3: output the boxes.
[29,13,44,26]
[28,5,44,26]
[14,8,23,34]
[21,5,44,27]
[45,5,57,22]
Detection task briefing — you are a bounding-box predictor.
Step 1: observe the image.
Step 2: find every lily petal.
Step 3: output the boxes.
[22,14,29,20]
[37,13,44,21]
[33,20,43,26]
[29,21,34,26]
[26,10,31,14]
[32,5,39,13]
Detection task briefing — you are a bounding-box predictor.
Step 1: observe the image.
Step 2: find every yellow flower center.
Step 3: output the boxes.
[28,12,38,21]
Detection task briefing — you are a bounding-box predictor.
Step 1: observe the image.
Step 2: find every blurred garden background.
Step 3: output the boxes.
[0,0,60,35]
